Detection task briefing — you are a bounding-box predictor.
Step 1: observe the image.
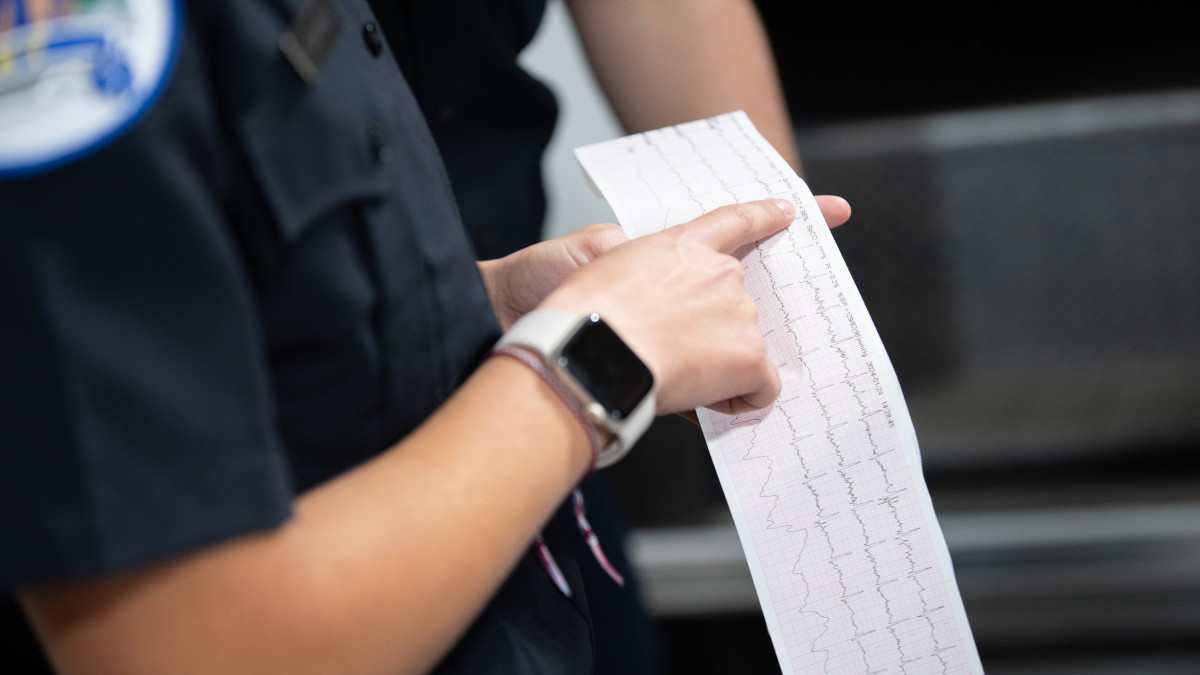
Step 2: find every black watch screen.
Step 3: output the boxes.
[558,315,654,420]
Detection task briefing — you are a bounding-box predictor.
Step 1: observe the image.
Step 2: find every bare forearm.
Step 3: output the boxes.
[567,0,799,170]
[22,357,593,675]
[21,199,808,674]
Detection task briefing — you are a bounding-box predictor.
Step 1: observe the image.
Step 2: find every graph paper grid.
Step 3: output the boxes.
[576,112,983,675]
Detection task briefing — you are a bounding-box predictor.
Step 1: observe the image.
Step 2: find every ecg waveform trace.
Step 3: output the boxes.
[576,112,982,674]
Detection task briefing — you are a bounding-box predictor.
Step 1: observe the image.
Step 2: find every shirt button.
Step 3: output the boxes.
[367,121,392,164]
[362,22,384,56]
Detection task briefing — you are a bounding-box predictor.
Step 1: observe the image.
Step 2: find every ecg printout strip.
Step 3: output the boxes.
[576,112,983,675]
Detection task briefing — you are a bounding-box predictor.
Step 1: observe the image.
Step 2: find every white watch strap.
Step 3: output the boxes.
[497,310,655,467]
[497,310,584,356]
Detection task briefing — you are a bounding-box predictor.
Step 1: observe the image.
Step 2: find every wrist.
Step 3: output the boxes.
[482,354,599,480]
[495,310,656,469]
[490,344,608,473]
[477,259,515,331]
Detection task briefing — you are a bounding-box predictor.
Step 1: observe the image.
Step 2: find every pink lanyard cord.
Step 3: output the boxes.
[488,347,624,593]
[571,488,625,587]
[535,489,626,597]
[535,534,573,597]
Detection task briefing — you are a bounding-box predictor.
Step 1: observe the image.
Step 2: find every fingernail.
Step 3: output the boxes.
[772,199,796,217]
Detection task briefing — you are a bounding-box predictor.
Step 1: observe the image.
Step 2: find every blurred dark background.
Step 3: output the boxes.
[604,7,1200,674]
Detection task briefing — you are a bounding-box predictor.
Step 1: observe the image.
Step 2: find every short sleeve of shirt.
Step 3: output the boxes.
[0,28,293,586]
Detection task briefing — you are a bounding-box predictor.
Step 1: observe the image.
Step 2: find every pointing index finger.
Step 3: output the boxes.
[676,199,797,254]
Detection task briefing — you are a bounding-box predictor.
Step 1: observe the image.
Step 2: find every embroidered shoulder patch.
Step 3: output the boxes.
[0,0,180,179]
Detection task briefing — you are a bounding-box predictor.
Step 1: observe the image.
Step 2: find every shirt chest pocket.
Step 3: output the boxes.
[236,59,390,243]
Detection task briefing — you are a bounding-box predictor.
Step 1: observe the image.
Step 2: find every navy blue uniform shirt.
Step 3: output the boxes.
[0,0,591,671]
[372,4,665,674]
[371,0,557,260]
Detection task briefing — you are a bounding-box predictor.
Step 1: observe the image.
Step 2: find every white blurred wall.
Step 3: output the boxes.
[518,0,622,240]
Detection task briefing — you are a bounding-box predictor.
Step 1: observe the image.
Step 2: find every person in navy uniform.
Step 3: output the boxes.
[379,2,807,673]
[0,0,848,672]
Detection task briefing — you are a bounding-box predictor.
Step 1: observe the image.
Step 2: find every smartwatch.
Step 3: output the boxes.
[496,310,656,467]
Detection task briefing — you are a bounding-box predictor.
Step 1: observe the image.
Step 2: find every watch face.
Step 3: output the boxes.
[559,316,654,420]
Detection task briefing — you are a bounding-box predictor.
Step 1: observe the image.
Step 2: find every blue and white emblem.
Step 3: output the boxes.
[0,0,181,179]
